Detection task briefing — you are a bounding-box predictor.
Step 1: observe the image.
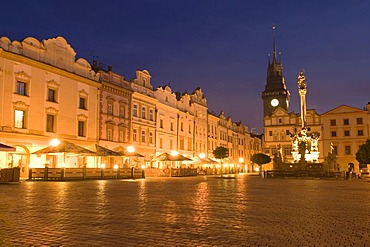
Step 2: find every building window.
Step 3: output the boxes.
[159,138,163,148]
[170,122,174,131]
[149,132,153,144]
[119,131,124,142]
[133,129,138,141]
[345,145,351,155]
[46,114,55,133]
[343,119,349,125]
[119,105,125,118]
[149,109,154,121]
[181,122,184,131]
[107,129,113,141]
[180,138,184,149]
[278,118,282,124]
[332,146,338,155]
[47,89,57,102]
[357,118,363,124]
[160,119,164,128]
[269,131,272,136]
[189,124,192,134]
[358,130,364,136]
[141,107,146,119]
[284,147,291,155]
[14,110,25,128]
[133,105,138,117]
[141,130,146,143]
[188,138,193,150]
[344,130,350,136]
[331,131,337,137]
[107,103,113,115]
[16,81,28,96]
[78,121,86,137]
[330,119,336,126]
[79,97,87,109]
[170,139,173,150]
[286,130,290,135]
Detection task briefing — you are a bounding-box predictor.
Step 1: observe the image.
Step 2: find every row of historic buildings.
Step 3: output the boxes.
[0,36,262,178]
[262,28,369,172]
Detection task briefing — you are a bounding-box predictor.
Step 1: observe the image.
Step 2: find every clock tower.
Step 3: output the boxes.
[262,25,290,116]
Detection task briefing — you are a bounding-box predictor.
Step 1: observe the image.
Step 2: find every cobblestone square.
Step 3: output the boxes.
[0,174,369,246]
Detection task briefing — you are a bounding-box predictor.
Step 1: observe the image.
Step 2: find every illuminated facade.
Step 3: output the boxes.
[0,36,100,177]
[262,30,370,172]
[130,70,157,162]
[154,85,179,168]
[93,64,132,167]
[0,35,262,176]
[175,92,195,158]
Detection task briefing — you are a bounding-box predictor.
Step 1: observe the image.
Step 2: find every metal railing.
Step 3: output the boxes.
[28,167,144,181]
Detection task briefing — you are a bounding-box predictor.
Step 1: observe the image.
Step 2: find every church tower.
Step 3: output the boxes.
[262,25,290,116]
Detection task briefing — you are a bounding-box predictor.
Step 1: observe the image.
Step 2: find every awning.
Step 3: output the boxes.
[0,143,16,152]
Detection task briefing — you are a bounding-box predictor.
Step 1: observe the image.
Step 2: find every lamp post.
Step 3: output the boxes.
[127,146,135,178]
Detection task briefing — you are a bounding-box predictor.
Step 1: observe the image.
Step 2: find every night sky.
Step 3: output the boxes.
[3,1,370,133]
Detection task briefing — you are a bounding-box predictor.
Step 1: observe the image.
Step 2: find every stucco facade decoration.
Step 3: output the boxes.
[0,36,100,177]
[154,85,179,169]
[92,64,132,168]
[129,70,157,163]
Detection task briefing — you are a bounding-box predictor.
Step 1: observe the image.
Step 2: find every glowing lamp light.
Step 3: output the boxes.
[101,164,106,169]
[199,153,206,159]
[114,164,119,170]
[61,163,66,168]
[255,166,260,172]
[171,150,178,156]
[141,165,146,169]
[50,139,61,146]
[127,146,135,153]
[238,157,244,163]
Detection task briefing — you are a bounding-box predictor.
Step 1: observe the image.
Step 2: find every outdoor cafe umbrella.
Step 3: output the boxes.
[113,146,144,157]
[0,143,16,152]
[153,152,193,162]
[32,141,95,166]
[94,144,121,156]
[32,141,95,155]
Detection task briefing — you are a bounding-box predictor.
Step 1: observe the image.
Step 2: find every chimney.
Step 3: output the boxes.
[108,65,112,72]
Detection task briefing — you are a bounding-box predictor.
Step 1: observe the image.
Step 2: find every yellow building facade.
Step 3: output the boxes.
[0,36,100,177]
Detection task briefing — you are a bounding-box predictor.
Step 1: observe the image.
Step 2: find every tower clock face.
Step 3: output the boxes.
[271,99,279,107]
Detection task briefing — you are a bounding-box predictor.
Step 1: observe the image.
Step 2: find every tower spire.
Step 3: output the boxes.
[272,23,277,63]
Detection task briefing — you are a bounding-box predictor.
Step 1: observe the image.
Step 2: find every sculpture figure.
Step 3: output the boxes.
[298,71,306,90]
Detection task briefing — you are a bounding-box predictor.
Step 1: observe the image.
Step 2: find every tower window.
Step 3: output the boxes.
[330,119,336,126]
[343,119,349,125]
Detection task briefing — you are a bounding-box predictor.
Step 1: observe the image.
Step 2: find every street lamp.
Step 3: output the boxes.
[199,153,206,159]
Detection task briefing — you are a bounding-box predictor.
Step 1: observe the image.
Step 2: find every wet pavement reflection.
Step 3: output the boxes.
[0,174,369,246]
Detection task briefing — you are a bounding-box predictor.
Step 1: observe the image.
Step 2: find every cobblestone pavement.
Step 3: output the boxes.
[0,174,369,247]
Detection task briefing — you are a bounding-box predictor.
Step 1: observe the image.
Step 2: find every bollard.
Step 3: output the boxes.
[142,169,145,178]
[44,166,49,180]
[28,168,33,180]
[61,167,65,180]
[131,167,135,179]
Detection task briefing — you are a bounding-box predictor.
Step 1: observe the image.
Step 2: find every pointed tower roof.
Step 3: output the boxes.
[272,24,277,64]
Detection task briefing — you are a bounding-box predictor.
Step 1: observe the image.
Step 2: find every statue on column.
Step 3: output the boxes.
[298,71,306,90]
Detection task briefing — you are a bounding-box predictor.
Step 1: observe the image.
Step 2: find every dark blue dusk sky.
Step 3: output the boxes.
[2,1,370,133]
